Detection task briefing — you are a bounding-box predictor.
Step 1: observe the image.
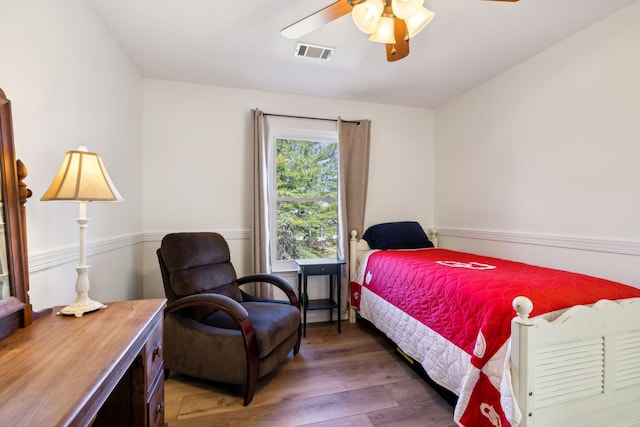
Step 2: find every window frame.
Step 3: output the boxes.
[268,127,340,272]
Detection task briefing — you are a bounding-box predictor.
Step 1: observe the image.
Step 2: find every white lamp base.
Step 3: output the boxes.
[57,298,107,318]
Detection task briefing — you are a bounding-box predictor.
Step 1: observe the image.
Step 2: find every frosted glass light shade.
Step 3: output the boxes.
[369,15,395,43]
[41,146,124,202]
[406,7,435,38]
[391,0,424,20]
[352,0,384,34]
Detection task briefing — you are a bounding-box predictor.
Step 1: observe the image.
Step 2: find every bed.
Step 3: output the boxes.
[348,222,640,427]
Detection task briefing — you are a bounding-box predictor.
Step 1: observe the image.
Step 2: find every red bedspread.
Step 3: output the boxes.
[351,248,640,427]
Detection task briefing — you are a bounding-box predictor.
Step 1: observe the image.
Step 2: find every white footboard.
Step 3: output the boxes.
[511,296,640,427]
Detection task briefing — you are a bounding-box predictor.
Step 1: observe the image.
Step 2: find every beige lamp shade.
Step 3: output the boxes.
[369,15,396,43]
[391,0,424,19]
[352,0,384,34]
[41,146,123,202]
[406,7,435,39]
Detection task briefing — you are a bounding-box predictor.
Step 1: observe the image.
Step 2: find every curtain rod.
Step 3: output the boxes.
[263,112,361,125]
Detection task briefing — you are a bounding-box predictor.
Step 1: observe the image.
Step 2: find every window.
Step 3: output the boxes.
[269,127,340,271]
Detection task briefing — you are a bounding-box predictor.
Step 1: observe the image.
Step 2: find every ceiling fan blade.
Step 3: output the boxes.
[386,18,409,62]
[281,0,353,39]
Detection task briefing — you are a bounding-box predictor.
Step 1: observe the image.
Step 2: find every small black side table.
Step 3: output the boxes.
[296,258,345,337]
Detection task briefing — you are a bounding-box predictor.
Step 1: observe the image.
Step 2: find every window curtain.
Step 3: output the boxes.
[250,108,273,298]
[338,117,371,315]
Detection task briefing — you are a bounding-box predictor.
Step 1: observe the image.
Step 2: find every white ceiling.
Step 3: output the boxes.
[86,0,636,108]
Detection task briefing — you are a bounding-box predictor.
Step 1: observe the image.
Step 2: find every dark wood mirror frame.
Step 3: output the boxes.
[0,88,33,340]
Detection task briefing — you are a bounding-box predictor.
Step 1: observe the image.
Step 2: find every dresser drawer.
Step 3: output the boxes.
[144,323,163,392]
[147,370,165,427]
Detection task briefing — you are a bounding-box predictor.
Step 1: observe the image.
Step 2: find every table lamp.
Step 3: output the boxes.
[41,146,123,317]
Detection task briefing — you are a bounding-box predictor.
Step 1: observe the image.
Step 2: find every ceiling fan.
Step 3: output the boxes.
[281,0,519,62]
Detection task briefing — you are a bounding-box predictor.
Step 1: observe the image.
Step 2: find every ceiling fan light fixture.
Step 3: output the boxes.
[405,6,435,39]
[391,0,424,20]
[352,0,384,34]
[369,15,395,44]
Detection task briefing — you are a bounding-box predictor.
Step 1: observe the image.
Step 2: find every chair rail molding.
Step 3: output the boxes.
[29,233,144,272]
[145,230,250,243]
[436,227,640,257]
[29,228,637,273]
[29,230,251,272]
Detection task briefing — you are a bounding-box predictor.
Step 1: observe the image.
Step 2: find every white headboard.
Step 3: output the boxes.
[349,228,438,278]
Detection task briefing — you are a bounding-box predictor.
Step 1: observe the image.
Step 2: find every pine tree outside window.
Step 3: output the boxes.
[268,128,339,271]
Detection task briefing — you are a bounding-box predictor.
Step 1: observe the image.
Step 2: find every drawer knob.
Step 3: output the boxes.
[152,346,162,361]
[156,402,165,414]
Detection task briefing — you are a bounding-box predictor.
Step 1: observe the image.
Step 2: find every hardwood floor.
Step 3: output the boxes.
[164,320,457,427]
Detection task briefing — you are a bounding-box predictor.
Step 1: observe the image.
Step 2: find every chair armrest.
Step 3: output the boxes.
[165,293,249,320]
[237,273,300,309]
[165,292,258,404]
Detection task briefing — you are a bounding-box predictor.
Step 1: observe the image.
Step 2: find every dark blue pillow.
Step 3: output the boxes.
[362,221,434,250]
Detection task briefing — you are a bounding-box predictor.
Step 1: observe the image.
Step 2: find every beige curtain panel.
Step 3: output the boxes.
[338,117,371,314]
[250,108,273,298]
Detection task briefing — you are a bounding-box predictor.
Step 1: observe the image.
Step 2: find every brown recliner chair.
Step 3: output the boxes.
[157,232,301,405]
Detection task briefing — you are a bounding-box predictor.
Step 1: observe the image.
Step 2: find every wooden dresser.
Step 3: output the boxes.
[0,298,166,426]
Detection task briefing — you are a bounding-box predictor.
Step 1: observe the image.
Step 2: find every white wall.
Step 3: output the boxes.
[3,0,635,314]
[0,0,435,313]
[141,79,435,299]
[0,0,144,311]
[435,1,640,286]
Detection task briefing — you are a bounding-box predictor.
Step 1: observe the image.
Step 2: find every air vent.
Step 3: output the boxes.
[294,42,335,61]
